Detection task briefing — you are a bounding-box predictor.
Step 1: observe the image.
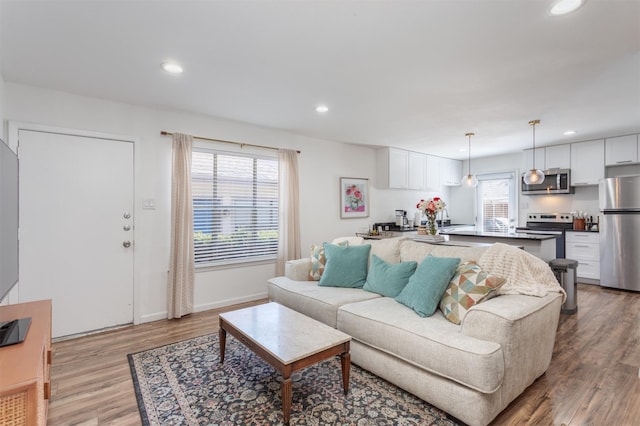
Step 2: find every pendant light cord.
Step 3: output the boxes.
[529,120,540,170]
[465,132,474,175]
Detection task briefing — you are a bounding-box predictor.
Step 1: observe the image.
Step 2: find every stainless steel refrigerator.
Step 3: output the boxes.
[599,175,640,291]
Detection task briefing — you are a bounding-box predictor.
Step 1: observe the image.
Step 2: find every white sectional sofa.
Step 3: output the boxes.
[267,237,563,426]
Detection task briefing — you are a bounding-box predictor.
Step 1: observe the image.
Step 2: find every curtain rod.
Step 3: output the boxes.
[160,131,300,154]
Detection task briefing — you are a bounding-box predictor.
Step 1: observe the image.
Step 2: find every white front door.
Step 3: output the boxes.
[18,129,134,338]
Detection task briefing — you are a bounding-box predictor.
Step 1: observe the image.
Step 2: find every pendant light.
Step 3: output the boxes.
[461,132,478,187]
[523,119,545,185]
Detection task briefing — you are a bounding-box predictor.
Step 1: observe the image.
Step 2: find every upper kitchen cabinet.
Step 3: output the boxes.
[605,134,639,166]
[408,151,427,190]
[425,155,441,191]
[376,147,426,190]
[545,144,571,169]
[441,157,462,186]
[570,139,605,186]
[522,144,570,171]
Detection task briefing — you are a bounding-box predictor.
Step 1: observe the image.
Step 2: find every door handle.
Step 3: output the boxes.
[122,241,132,248]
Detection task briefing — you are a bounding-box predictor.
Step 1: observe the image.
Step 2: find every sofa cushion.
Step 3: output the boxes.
[319,243,371,288]
[337,297,504,393]
[267,276,381,328]
[362,255,417,297]
[308,240,348,281]
[367,237,406,264]
[440,261,506,325]
[395,255,460,317]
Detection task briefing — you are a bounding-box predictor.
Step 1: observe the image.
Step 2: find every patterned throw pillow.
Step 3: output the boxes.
[439,261,506,325]
[308,240,348,281]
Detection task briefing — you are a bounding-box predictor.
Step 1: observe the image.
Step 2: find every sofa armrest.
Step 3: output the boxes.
[461,293,562,401]
[285,258,312,281]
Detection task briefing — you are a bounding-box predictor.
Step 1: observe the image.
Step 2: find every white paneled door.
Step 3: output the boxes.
[18,130,134,338]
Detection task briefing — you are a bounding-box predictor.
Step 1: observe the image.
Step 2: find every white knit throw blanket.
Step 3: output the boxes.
[479,243,567,301]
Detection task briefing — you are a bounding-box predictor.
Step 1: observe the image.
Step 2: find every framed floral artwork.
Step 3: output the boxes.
[340,177,369,218]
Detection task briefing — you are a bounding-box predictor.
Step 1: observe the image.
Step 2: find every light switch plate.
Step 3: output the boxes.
[143,198,156,210]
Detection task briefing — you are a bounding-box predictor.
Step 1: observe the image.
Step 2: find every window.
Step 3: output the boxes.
[476,172,517,233]
[192,149,278,265]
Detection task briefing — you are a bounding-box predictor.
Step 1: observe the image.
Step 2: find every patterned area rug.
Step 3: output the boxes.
[128,333,459,425]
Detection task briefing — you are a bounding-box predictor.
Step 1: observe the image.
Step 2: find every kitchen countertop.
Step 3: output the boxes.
[438,230,558,241]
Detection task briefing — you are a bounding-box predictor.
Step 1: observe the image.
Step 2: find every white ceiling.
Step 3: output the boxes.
[1,0,639,160]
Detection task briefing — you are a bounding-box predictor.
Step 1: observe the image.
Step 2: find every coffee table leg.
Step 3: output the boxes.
[219,327,226,363]
[340,352,351,395]
[282,376,292,424]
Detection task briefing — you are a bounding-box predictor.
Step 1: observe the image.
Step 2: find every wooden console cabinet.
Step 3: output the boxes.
[0,300,52,426]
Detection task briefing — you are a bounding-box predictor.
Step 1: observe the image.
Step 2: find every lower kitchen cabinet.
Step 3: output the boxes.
[565,231,600,281]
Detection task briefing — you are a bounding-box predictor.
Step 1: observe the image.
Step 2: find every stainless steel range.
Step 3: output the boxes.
[516,213,573,258]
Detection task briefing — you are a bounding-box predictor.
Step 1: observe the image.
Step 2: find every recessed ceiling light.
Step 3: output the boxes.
[563,130,577,135]
[549,0,585,16]
[162,62,183,74]
[315,105,329,113]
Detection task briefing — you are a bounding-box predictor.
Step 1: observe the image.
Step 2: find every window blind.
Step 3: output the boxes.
[192,149,279,265]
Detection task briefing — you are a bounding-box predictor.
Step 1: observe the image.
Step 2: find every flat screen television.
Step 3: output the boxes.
[0,137,19,302]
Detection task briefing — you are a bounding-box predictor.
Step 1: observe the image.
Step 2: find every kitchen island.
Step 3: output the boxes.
[438,230,558,261]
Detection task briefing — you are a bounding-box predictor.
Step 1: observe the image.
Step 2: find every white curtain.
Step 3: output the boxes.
[167,133,195,319]
[276,149,301,275]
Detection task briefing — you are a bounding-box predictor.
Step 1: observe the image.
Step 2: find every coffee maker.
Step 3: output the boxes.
[395,209,407,227]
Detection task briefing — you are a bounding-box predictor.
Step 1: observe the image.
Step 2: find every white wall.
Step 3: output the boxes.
[452,152,600,227]
[4,82,431,321]
[0,0,5,139]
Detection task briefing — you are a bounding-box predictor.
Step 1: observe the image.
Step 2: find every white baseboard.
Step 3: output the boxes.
[194,292,268,313]
[137,292,268,324]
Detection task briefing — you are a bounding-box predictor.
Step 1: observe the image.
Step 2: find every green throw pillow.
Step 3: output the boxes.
[363,255,417,297]
[395,255,461,317]
[318,243,371,288]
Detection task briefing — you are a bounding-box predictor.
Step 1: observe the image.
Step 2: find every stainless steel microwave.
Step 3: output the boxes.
[521,169,574,195]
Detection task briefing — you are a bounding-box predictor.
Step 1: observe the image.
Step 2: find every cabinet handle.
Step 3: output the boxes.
[615,160,632,164]
[573,182,588,185]
[44,381,51,400]
[574,244,590,248]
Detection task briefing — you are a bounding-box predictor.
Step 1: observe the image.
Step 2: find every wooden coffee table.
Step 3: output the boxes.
[219,302,351,424]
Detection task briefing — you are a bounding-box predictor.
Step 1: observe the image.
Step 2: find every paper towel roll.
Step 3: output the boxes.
[414,211,422,226]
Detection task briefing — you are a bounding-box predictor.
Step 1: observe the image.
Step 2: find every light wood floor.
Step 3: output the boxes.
[47,284,640,425]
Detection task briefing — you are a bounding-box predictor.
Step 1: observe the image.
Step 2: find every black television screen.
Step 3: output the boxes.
[0,137,19,302]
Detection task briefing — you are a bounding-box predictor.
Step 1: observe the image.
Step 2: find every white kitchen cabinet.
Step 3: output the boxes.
[408,151,426,190]
[376,147,427,190]
[522,144,570,171]
[441,157,462,186]
[570,139,604,186]
[605,134,638,166]
[523,148,546,171]
[377,147,408,189]
[425,155,441,191]
[545,144,571,169]
[565,231,600,281]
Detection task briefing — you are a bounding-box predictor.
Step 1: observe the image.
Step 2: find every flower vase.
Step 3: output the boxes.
[427,215,438,236]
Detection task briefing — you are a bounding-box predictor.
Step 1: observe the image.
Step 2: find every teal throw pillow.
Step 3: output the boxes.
[363,255,417,297]
[395,255,461,317]
[318,243,371,288]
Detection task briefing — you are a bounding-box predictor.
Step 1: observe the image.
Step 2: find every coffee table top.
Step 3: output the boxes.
[219,302,350,364]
